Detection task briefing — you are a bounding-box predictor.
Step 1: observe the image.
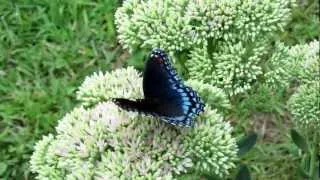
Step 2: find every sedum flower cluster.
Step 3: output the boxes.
[287,40,320,84]
[116,0,295,52]
[187,40,268,95]
[115,0,296,95]
[287,40,319,129]
[263,42,293,89]
[31,67,238,179]
[185,79,230,112]
[288,83,320,129]
[115,0,191,53]
[76,66,143,107]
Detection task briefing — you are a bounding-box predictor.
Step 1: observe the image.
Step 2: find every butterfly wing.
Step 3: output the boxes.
[112,98,185,117]
[113,48,205,127]
[112,98,160,115]
[143,49,182,100]
[113,94,204,127]
[142,49,205,127]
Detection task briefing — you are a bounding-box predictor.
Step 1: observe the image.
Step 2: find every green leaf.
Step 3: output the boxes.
[0,162,8,176]
[290,129,309,152]
[237,133,258,156]
[235,164,251,180]
[297,163,310,179]
[126,50,147,70]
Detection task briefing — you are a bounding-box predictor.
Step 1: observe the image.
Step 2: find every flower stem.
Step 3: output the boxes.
[309,131,319,179]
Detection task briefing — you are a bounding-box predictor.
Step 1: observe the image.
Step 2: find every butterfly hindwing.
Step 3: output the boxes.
[160,84,204,127]
[113,48,205,127]
[112,98,160,115]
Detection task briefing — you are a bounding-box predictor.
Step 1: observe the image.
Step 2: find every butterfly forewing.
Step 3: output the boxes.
[143,49,181,100]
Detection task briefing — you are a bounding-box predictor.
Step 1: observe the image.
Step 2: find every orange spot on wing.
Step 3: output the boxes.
[156,57,163,64]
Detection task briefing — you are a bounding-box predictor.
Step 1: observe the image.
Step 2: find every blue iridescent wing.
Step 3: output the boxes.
[143,48,205,126]
[113,48,205,127]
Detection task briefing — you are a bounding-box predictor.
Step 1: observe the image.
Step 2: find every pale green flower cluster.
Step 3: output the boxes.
[187,40,304,95]
[186,0,295,43]
[77,66,143,107]
[115,0,296,95]
[287,40,320,129]
[31,67,238,179]
[30,135,62,179]
[288,40,320,83]
[264,42,292,89]
[288,83,320,129]
[115,0,191,53]
[186,79,230,112]
[187,41,267,95]
[116,0,295,52]
[264,40,319,89]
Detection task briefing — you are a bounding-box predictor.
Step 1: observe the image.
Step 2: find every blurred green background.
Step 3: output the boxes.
[0,0,318,179]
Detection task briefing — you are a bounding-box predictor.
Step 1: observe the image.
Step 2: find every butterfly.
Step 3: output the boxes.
[112,48,205,127]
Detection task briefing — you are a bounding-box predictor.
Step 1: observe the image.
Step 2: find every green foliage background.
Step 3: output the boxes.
[0,0,318,179]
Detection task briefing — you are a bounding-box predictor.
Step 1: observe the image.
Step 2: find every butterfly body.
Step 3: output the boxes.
[113,49,204,127]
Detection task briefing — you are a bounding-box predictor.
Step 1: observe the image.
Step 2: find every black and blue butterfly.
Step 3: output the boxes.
[112,48,205,127]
